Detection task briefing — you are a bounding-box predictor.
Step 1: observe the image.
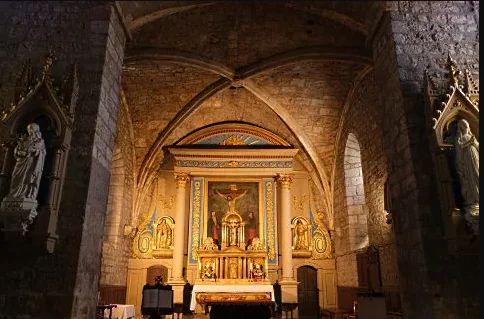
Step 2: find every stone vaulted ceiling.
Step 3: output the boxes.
[117,1,384,212]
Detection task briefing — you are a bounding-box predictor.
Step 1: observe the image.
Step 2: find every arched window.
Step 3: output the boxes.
[344,133,369,251]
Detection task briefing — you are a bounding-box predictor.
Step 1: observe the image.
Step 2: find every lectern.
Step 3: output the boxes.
[141,277,174,319]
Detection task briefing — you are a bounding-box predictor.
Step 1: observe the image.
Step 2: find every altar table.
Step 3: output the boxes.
[190,284,275,311]
[104,304,135,319]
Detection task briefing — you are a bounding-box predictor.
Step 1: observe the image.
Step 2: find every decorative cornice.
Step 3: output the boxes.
[175,159,292,169]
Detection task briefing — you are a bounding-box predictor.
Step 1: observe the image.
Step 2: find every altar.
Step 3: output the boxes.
[190,284,275,312]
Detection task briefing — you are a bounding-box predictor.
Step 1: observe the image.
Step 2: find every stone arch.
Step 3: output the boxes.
[344,133,369,251]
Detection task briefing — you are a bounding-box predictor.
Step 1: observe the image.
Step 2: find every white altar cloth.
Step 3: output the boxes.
[104,304,135,319]
[190,284,275,311]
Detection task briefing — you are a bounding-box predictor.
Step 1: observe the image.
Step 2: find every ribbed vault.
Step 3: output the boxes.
[118,1,385,227]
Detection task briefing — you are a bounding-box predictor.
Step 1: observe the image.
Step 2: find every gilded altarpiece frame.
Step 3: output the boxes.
[188,177,278,265]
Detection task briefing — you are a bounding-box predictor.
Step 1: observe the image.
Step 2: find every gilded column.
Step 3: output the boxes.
[277,174,294,280]
[171,172,190,281]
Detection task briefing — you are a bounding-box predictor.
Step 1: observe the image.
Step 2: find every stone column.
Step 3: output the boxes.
[169,172,190,303]
[277,174,298,303]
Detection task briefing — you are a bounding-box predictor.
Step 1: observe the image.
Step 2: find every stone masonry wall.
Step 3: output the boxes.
[333,70,398,297]
[371,1,479,317]
[100,97,136,288]
[0,2,125,318]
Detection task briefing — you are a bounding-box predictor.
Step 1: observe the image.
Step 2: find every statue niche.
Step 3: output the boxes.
[151,216,175,258]
[154,216,174,249]
[0,51,78,253]
[291,216,312,258]
[424,55,479,237]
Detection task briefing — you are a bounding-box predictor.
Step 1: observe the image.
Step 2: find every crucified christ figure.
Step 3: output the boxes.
[215,184,249,214]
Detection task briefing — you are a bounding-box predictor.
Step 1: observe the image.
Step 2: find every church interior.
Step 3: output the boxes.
[0,1,479,319]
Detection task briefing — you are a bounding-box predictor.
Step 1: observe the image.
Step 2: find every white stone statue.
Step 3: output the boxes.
[8,123,46,200]
[454,119,479,234]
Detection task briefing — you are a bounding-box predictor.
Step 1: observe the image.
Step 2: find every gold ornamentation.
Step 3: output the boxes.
[276,174,293,189]
[292,194,309,211]
[196,292,272,304]
[175,160,293,168]
[191,181,201,261]
[200,237,219,251]
[202,259,216,279]
[291,216,312,251]
[176,122,291,146]
[247,237,264,250]
[266,182,276,260]
[221,135,247,145]
[174,172,189,188]
[132,229,154,259]
[159,195,176,209]
[153,216,174,250]
[227,161,238,167]
[310,210,332,259]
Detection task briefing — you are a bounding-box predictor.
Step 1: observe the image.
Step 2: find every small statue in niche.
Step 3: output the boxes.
[454,119,479,233]
[293,220,309,250]
[156,218,172,248]
[8,123,46,200]
[203,262,215,279]
[251,260,264,281]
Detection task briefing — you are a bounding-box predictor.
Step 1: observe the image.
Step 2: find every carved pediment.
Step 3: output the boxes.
[424,54,479,148]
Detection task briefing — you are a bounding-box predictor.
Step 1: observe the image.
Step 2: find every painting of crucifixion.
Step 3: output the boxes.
[205,181,261,248]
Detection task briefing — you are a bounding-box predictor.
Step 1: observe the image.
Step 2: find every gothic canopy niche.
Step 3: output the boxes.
[166,122,299,176]
[424,55,479,149]
[0,50,78,253]
[424,55,479,237]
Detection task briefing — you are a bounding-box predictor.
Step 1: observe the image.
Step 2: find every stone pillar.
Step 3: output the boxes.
[0,3,126,319]
[169,172,190,303]
[276,174,298,303]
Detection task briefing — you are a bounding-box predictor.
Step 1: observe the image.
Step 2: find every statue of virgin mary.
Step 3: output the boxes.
[454,119,479,233]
